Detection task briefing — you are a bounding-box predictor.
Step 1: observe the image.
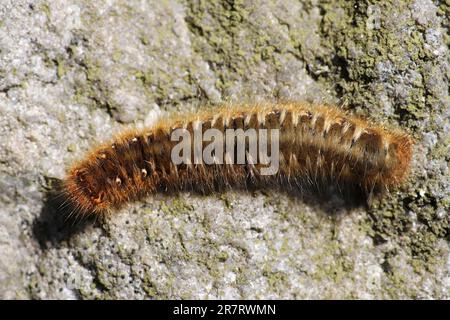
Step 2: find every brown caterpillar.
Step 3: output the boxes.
[62,102,413,216]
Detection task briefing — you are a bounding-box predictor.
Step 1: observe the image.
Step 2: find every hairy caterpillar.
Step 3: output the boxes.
[62,102,413,216]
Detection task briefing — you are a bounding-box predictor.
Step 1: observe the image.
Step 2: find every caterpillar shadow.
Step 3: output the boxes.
[32,176,369,250]
[32,179,100,250]
[163,176,369,213]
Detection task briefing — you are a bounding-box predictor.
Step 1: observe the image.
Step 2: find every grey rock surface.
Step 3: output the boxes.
[0,0,448,299]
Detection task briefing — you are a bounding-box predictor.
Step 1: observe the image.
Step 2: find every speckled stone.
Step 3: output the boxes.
[0,0,448,299]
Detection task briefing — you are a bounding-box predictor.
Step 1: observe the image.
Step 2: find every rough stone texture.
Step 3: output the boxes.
[0,0,448,299]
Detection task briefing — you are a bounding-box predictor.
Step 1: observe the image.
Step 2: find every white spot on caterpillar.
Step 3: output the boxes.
[311,113,319,127]
[323,118,332,134]
[244,113,252,126]
[257,112,265,126]
[223,116,230,127]
[289,153,298,166]
[383,140,390,155]
[353,127,365,142]
[211,114,220,127]
[342,121,352,134]
[279,109,286,125]
[292,112,299,127]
